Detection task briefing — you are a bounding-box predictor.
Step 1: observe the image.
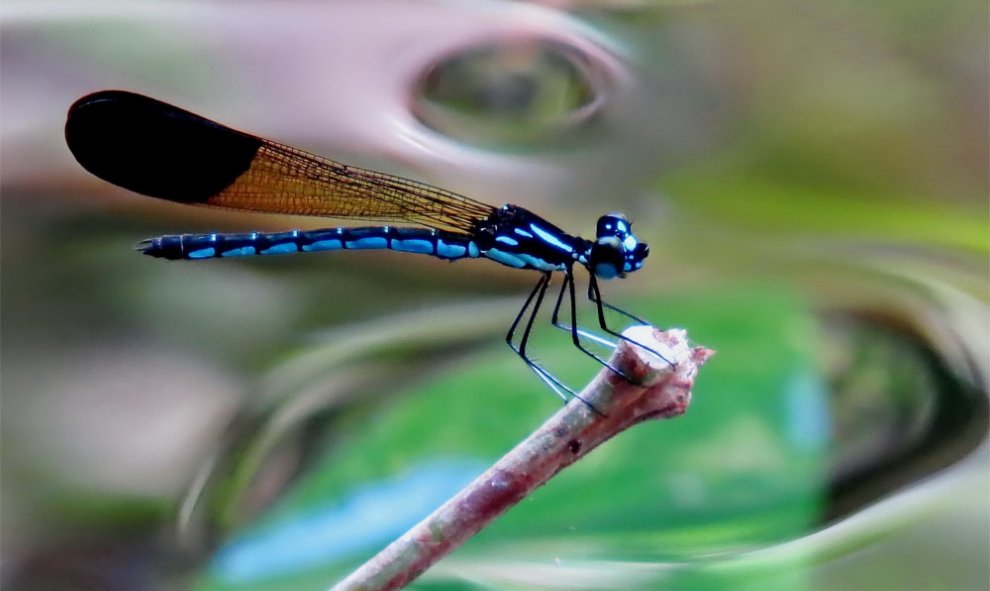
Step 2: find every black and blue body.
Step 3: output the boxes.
[136,205,646,277]
[65,90,664,401]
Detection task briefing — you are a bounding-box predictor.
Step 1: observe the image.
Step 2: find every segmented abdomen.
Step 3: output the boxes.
[138,226,479,261]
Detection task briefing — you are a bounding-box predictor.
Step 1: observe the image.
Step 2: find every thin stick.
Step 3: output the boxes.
[330,326,714,591]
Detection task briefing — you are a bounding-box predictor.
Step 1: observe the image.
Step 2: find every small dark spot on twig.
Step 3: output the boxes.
[567,439,581,454]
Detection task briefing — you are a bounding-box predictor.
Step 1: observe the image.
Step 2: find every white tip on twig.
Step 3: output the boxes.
[623,325,691,365]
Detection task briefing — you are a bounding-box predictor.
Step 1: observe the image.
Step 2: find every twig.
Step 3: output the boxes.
[329,326,714,591]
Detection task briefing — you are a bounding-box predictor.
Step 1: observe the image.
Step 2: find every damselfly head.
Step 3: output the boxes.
[589,213,648,280]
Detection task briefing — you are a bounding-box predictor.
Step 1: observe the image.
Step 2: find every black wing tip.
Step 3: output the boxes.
[68,89,146,118]
[65,90,170,148]
[65,89,261,204]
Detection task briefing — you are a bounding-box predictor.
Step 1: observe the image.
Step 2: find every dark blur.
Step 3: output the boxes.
[1,1,987,590]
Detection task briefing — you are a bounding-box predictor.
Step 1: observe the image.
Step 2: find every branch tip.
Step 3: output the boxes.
[330,326,712,591]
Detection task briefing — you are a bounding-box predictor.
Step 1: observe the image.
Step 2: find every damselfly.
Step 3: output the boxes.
[65,90,669,402]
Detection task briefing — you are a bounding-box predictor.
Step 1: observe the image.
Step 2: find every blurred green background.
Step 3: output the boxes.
[1,1,987,590]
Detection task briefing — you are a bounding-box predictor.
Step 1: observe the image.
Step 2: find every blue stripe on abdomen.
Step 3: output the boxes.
[346,236,388,249]
[138,226,480,262]
[436,240,467,259]
[221,246,256,257]
[301,239,342,252]
[188,247,216,259]
[261,242,298,255]
[392,239,434,254]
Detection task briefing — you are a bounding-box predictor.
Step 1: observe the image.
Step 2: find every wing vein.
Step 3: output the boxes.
[205,139,496,234]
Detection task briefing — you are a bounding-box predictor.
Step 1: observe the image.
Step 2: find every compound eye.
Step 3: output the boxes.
[596,213,631,240]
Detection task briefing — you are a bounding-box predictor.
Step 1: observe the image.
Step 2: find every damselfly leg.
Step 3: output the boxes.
[506,273,572,402]
[549,270,635,381]
[507,273,603,411]
[587,274,674,366]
